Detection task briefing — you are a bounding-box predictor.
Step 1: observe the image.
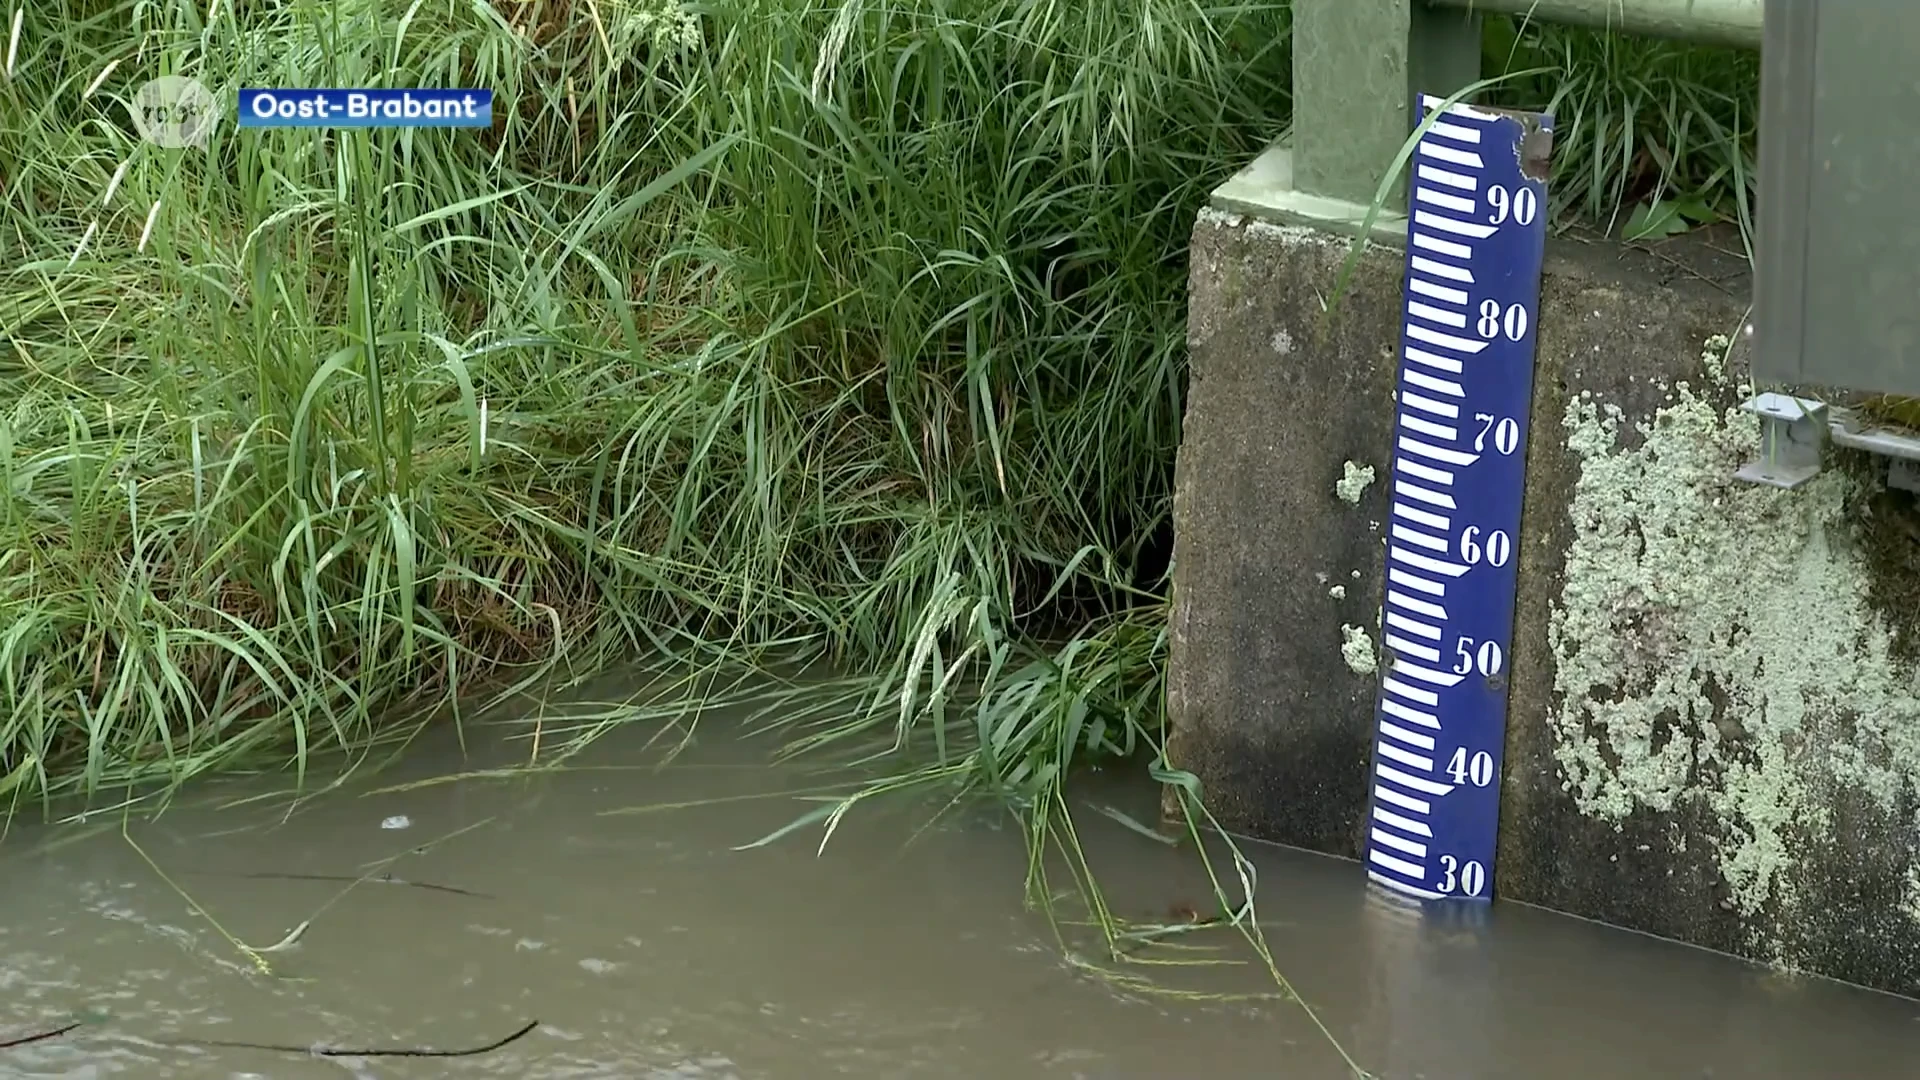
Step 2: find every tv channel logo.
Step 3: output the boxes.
[129,75,218,150]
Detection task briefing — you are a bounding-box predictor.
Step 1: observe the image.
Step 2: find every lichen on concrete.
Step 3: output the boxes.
[1335,461,1375,504]
[1548,333,1920,945]
[1341,624,1377,675]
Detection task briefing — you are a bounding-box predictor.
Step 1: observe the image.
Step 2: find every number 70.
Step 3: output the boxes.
[1473,413,1522,456]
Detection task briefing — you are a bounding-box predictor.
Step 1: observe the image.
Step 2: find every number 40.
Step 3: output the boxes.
[1447,747,1495,787]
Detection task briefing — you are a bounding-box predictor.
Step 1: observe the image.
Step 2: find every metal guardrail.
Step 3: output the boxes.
[1430,0,1761,50]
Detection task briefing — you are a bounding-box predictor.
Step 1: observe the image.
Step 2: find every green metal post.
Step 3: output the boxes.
[1292,0,1482,209]
[1212,0,1481,237]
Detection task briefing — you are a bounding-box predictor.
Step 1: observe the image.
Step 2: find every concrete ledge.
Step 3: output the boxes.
[1210,144,1407,243]
[1168,206,1920,994]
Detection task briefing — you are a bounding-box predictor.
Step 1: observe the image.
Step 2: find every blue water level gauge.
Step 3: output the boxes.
[1365,95,1553,903]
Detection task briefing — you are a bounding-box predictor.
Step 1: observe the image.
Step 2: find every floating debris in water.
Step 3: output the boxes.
[4,1012,539,1061]
[158,1018,540,1059]
[0,1022,79,1050]
[201,870,494,899]
[257,920,309,953]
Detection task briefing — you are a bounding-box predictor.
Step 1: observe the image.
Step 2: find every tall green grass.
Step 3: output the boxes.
[1,0,1762,991]
[1482,16,1761,245]
[2,0,1287,800]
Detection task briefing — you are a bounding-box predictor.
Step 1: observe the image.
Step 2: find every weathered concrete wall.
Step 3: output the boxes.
[1167,207,1920,994]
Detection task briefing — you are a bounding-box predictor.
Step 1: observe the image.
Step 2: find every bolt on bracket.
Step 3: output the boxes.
[1734,392,1920,493]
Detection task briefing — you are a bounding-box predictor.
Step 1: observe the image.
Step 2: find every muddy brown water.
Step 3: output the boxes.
[4,683,1920,1079]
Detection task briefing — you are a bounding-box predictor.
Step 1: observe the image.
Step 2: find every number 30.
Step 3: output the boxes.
[1439,855,1487,897]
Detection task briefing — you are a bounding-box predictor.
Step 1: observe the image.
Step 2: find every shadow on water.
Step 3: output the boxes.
[4,668,1920,1079]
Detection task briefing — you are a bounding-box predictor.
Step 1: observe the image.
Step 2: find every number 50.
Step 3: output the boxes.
[1452,636,1505,677]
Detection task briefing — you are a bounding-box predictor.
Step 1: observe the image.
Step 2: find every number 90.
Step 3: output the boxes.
[1487,185,1539,227]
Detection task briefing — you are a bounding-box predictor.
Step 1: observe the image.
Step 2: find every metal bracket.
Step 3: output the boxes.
[1734,393,1827,489]
[1734,392,1920,493]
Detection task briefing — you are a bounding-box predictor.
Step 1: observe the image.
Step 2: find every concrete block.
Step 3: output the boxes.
[1168,208,1920,995]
